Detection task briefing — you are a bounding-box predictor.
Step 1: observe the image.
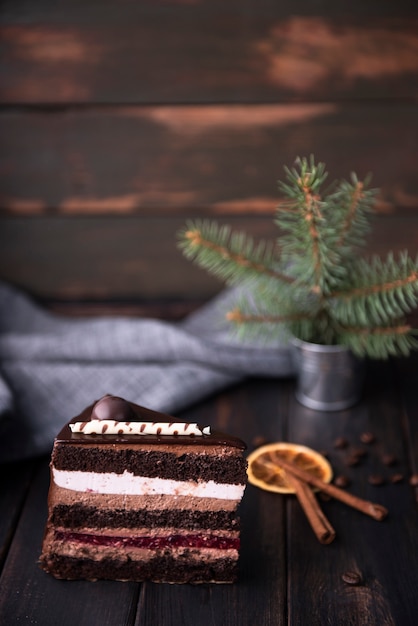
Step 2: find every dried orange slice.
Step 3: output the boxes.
[247,442,332,494]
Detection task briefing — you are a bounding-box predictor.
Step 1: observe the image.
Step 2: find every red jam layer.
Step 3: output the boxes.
[55,530,240,551]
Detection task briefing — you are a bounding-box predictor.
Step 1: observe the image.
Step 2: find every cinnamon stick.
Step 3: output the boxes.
[277,457,388,521]
[285,473,336,544]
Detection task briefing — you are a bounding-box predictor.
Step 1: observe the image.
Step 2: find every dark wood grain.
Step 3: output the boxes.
[0,359,418,626]
[0,457,41,569]
[1,103,418,216]
[1,1,417,309]
[394,351,418,502]
[0,459,141,625]
[1,2,417,104]
[0,360,417,624]
[286,360,418,625]
[1,214,417,302]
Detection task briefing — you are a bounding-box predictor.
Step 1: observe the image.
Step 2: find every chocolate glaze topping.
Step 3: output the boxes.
[56,395,246,449]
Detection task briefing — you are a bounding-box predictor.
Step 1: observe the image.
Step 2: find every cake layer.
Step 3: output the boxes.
[53,529,240,551]
[52,468,245,499]
[44,541,239,567]
[49,484,239,513]
[41,523,239,583]
[51,503,240,531]
[52,444,247,484]
[40,553,239,583]
[51,525,238,540]
[42,526,239,562]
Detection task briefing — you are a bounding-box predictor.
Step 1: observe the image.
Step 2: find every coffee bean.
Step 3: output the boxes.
[409,474,418,487]
[342,571,363,586]
[360,432,376,444]
[382,454,397,467]
[252,436,268,448]
[390,473,404,484]
[368,474,385,486]
[351,447,367,459]
[334,475,350,488]
[346,455,361,467]
[334,437,349,449]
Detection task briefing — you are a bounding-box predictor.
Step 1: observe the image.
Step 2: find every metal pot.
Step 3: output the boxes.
[291,338,365,411]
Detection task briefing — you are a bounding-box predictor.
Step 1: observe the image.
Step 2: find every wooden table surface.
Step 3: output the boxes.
[0,355,417,625]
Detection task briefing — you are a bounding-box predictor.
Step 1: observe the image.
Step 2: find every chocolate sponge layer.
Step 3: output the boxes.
[51,504,240,531]
[41,554,238,584]
[52,445,247,484]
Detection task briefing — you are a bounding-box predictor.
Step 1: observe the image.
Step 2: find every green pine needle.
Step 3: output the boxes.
[331,252,418,327]
[178,219,293,287]
[338,323,418,360]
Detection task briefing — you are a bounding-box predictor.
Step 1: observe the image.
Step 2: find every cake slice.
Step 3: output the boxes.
[40,395,247,584]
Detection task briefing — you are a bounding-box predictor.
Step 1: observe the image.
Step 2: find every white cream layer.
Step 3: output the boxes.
[52,468,245,501]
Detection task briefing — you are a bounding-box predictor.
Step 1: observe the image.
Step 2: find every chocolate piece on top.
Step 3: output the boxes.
[58,397,246,449]
[91,395,136,422]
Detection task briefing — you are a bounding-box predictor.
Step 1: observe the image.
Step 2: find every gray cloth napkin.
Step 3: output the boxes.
[0,281,295,463]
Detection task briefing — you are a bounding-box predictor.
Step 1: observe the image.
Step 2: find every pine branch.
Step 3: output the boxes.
[275,157,348,294]
[301,184,323,291]
[224,281,329,342]
[339,179,365,240]
[338,323,418,359]
[279,155,328,197]
[330,253,418,326]
[178,156,418,359]
[226,308,313,325]
[329,173,376,251]
[224,306,318,342]
[178,220,295,286]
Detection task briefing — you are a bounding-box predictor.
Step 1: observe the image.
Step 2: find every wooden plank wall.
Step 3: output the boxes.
[1,0,418,307]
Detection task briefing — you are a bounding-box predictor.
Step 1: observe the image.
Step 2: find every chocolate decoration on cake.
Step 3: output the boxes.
[58,397,246,449]
[91,394,136,422]
[70,420,211,436]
